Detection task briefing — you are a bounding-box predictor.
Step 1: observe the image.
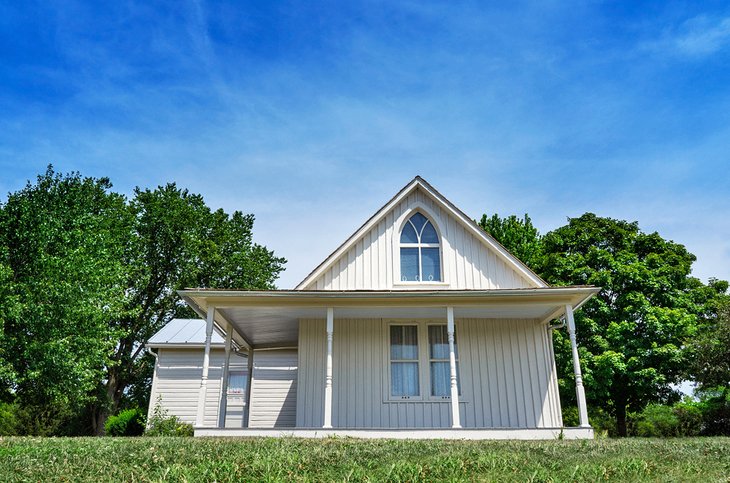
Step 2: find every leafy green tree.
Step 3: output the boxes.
[0,258,19,400]
[689,289,730,390]
[477,213,543,269]
[0,168,286,435]
[0,167,131,433]
[540,213,707,436]
[90,184,286,434]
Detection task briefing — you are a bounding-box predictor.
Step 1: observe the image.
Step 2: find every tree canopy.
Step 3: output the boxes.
[478,213,542,269]
[0,168,131,433]
[479,211,728,436]
[0,167,285,435]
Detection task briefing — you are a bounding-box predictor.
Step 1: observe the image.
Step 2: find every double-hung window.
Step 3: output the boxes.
[388,322,461,400]
[389,325,419,398]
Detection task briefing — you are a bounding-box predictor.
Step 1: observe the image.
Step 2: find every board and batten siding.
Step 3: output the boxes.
[302,186,534,291]
[148,348,248,428]
[296,318,562,429]
[248,349,298,428]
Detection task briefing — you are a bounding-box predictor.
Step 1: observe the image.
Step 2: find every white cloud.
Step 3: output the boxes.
[675,16,730,56]
[644,15,730,58]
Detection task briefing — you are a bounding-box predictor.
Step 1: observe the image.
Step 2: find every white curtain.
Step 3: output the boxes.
[390,325,419,396]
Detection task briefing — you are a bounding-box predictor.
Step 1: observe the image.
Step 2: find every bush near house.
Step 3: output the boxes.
[104,408,145,437]
[144,401,193,437]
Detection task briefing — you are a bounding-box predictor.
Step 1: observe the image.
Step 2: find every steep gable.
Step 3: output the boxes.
[297,177,546,291]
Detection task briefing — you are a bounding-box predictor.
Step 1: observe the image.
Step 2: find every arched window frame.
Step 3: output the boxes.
[397,209,444,283]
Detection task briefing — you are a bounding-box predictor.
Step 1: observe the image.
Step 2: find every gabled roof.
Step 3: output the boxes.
[147,318,225,348]
[296,176,547,289]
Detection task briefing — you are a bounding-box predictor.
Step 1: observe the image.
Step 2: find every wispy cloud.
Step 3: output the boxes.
[1,1,729,287]
[643,14,730,58]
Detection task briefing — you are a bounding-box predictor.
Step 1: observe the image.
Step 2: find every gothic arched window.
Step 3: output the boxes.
[400,212,441,282]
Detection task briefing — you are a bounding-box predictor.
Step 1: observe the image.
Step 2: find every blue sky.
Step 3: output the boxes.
[1,1,729,288]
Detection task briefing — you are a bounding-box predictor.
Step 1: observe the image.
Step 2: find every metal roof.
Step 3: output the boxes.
[147,318,225,347]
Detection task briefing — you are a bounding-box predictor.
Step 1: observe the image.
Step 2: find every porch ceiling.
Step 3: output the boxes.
[179,287,600,349]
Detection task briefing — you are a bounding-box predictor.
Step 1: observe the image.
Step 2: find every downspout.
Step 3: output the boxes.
[145,347,159,429]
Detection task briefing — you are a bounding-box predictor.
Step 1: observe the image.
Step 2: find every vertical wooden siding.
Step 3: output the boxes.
[297,318,562,428]
[248,349,298,428]
[305,187,533,290]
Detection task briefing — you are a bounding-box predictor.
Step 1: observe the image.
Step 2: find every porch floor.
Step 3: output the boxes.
[194,427,594,440]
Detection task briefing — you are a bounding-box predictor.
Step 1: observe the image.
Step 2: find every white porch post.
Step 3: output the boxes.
[323,307,334,428]
[196,305,215,427]
[218,323,233,428]
[447,306,461,428]
[565,304,590,428]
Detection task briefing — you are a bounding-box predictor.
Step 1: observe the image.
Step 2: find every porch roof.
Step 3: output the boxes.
[178,286,600,349]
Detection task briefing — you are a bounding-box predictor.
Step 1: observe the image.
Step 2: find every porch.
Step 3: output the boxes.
[178,287,598,439]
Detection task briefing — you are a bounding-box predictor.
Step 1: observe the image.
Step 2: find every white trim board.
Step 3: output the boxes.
[194,427,594,440]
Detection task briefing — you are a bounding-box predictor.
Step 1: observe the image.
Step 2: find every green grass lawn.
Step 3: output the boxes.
[1,436,729,482]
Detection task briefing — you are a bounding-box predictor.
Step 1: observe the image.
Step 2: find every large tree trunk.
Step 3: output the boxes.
[616,402,628,437]
[92,370,123,436]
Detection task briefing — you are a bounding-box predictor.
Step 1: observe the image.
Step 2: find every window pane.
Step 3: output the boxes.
[400,221,418,243]
[421,248,441,282]
[390,325,418,360]
[227,371,247,395]
[430,362,461,396]
[409,212,428,234]
[429,325,449,359]
[391,362,419,396]
[400,247,419,281]
[421,221,439,243]
[430,361,450,396]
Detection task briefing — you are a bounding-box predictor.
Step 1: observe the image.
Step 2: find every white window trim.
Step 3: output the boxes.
[383,319,467,403]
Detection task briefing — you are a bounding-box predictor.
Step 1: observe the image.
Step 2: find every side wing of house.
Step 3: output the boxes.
[149,348,249,428]
[298,178,544,290]
[147,319,250,429]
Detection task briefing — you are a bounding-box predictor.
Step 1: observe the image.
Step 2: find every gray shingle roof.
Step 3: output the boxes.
[147,318,225,346]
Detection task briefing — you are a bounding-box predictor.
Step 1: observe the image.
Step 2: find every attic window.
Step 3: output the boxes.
[400,212,441,282]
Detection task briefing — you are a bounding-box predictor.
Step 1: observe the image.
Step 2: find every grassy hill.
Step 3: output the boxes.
[1,436,729,482]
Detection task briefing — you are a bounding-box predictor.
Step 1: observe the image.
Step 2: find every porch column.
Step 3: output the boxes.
[565,304,590,428]
[218,323,233,428]
[323,307,334,428]
[196,305,215,427]
[447,306,461,428]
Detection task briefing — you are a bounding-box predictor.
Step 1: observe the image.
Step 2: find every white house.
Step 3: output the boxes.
[148,176,598,439]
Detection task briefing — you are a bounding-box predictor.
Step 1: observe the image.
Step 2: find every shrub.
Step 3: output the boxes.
[145,400,193,437]
[633,404,679,437]
[105,408,145,436]
[561,406,579,427]
[699,388,730,436]
[0,402,19,436]
[673,400,703,437]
